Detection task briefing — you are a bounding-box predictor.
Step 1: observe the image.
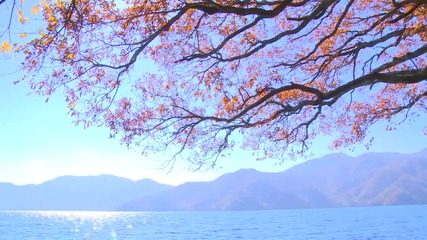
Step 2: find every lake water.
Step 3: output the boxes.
[0,205,426,239]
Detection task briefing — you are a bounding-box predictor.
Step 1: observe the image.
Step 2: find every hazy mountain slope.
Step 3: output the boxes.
[0,175,173,211]
[121,149,427,211]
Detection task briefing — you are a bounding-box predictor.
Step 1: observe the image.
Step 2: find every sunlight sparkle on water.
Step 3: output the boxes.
[10,211,150,239]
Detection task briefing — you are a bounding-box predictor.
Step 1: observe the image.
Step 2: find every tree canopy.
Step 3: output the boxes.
[3,0,427,168]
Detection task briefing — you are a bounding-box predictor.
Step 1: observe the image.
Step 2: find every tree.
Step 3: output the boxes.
[6,0,427,168]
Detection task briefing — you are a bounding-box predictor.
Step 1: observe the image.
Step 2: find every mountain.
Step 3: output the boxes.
[2,149,427,211]
[120,149,427,211]
[0,175,172,211]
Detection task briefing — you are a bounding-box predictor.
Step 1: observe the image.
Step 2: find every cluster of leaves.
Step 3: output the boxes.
[5,0,427,168]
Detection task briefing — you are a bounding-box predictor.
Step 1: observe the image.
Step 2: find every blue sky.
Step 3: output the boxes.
[1,54,426,186]
[0,5,426,186]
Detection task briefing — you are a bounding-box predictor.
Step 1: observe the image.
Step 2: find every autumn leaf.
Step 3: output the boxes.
[19,32,28,38]
[31,5,42,15]
[17,9,28,24]
[0,40,13,53]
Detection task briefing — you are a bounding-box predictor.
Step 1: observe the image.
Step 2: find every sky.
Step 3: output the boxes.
[1,4,427,186]
[1,55,426,186]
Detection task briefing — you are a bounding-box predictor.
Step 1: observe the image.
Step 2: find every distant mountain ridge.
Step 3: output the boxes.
[0,175,172,211]
[1,148,427,211]
[120,148,427,211]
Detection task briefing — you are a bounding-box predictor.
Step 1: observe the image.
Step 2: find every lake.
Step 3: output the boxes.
[0,205,426,239]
